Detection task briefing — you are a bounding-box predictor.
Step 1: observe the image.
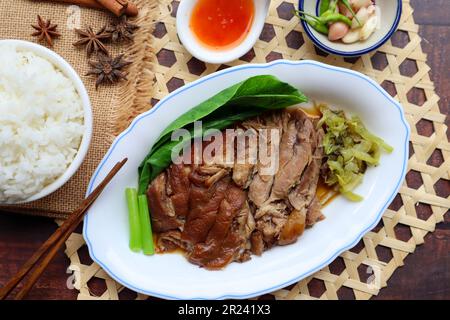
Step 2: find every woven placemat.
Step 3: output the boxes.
[61,0,449,300]
[0,0,156,219]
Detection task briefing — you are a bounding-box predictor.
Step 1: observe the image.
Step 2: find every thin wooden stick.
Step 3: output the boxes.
[0,158,128,300]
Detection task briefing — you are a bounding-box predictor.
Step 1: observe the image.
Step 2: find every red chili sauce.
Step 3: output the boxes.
[190,0,255,50]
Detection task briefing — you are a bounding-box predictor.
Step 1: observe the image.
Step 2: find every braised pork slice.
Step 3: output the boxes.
[157,230,186,252]
[248,174,274,207]
[306,196,325,227]
[189,184,247,269]
[233,201,255,259]
[269,112,313,201]
[288,126,325,226]
[167,164,191,216]
[182,174,230,245]
[146,109,326,269]
[250,230,264,256]
[147,172,182,233]
[248,109,324,247]
[233,130,257,188]
[278,209,306,245]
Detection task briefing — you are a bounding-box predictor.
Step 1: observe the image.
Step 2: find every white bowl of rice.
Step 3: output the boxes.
[0,40,92,204]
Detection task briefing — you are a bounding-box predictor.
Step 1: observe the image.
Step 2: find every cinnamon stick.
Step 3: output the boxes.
[95,0,138,17]
[39,0,139,17]
[49,0,103,9]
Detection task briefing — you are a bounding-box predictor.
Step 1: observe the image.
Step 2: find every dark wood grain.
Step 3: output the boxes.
[0,159,126,300]
[0,0,448,300]
[0,213,77,300]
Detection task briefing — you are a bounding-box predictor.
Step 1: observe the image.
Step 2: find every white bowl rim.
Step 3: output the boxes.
[83,59,410,300]
[298,0,403,57]
[176,0,270,64]
[0,39,93,204]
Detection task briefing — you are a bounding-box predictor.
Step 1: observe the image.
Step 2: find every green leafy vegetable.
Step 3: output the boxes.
[319,106,393,201]
[138,75,308,194]
[126,188,142,252]
[138,195,155,255]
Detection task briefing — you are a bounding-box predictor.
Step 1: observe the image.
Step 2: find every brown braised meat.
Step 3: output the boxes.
[146,109,325,269]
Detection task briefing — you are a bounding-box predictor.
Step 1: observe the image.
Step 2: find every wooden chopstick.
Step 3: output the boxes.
[0,158,128,300]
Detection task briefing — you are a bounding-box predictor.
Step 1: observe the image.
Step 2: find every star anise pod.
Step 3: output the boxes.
[31,15,61,47]
[107,15,139,43]
[86,54,132,89]
[73,26,111,57]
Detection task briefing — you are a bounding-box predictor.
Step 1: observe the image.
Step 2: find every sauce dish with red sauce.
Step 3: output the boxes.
[176,0,270,64]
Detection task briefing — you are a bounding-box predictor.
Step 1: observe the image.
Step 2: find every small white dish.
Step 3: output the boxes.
[0,39,93,204]
[299,0,402,56]
[84,60,410,300]
[176,0,270,64]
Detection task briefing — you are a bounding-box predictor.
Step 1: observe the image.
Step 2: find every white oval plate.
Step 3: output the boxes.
[84,60,410,300]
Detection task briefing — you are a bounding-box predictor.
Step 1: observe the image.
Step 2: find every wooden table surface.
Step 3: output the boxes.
[0,0,448,300]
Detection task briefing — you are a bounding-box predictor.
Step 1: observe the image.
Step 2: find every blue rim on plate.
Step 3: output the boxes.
[83,60,410,300]
[298,0,403,57]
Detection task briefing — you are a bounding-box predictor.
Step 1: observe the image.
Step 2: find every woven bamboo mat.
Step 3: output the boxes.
[64,0,449,300]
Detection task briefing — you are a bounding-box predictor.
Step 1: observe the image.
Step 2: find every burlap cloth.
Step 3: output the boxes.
[0,0,156,218]
[1,0,449,300]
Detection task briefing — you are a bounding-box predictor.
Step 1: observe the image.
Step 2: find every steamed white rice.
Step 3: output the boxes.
[0,44,85,203]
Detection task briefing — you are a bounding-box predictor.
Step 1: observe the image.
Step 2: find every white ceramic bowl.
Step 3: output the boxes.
[0,40,93,204]
[84,60,409,300]
[299,0,402,56]
[176,0,270,64]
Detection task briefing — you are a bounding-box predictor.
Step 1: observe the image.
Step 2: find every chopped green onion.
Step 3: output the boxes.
[126,188,142,252]
[138,195,155,255]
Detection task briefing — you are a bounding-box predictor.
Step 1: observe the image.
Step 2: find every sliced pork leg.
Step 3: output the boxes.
[248,174,273,207]
[269,118,314,201]
[278,209,306,245]
[248,121,281,206]
[182,176,230,245]
[157,230,188,252]
[147,173,182,233]
[167,164,191,216]
[250,230,264,256]
[306,196,325,227]
[188,184,247,269]
[147,108,327,269]
[288,129,325,226]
